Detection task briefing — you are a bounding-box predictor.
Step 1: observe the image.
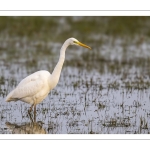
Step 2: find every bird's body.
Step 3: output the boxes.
[5,38,91,113]
[6,70,52,105]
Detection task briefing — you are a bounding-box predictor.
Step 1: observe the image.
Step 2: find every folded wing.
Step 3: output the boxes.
[6,73,44,101]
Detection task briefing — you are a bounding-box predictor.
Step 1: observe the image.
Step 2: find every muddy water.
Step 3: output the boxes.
[0,17,150,134]
[0,66,150,134]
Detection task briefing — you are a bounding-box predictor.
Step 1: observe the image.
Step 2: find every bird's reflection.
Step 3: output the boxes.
[5,112,46,134]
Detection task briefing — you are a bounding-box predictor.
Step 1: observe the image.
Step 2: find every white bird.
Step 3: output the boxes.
[5,38,91,115]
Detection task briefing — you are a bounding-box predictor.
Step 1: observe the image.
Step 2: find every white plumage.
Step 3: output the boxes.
[6,71,51,105]
[5,37,91,114]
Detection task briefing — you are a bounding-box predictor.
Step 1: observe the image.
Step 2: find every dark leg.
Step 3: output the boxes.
[28,111,34,123]
[28,104,34,113]
[34,104,36,122]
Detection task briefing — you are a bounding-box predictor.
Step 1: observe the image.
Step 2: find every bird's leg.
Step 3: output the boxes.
[28,104,34,114]
[34,104,36,122]
[34,104,36,115]
[28,111,34,123]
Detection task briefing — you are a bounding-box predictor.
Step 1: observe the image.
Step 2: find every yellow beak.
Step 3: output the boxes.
[77,41,92,50]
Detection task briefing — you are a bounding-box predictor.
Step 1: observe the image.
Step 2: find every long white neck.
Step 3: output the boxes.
[51,39,70,88]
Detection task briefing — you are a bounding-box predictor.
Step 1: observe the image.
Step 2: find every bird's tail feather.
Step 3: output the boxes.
[5,90,17,102]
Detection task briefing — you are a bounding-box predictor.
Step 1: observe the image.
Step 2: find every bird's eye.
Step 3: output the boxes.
[73,41,77,43]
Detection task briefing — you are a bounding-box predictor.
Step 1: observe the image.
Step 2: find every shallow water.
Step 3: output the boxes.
[1,67,150,134]
[0,16,150,134]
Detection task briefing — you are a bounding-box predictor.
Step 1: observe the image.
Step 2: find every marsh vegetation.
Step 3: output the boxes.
[0,16,150,134]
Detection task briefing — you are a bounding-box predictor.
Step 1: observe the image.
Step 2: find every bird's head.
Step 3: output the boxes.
[69,37,91,50]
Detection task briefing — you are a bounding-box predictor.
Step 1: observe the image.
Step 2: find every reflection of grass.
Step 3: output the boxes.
[102,117,130,127]
[65,47,150,90]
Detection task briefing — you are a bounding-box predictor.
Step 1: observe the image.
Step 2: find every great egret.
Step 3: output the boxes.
[5,38,91,115]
